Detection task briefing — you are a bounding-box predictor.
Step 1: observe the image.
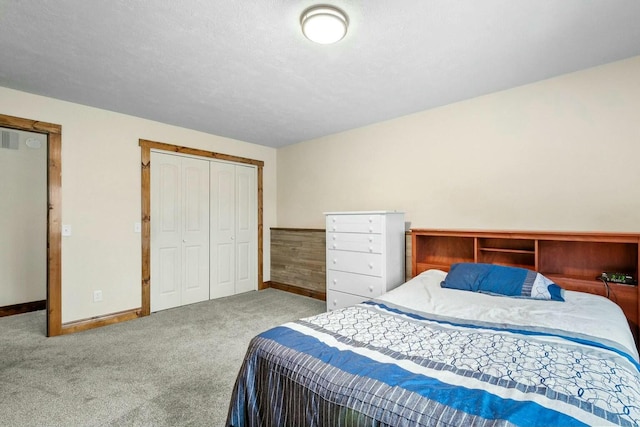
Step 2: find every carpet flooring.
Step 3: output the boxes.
[0,289,325,426]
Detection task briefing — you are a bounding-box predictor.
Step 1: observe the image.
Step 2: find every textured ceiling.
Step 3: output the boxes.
[1,1,639,148]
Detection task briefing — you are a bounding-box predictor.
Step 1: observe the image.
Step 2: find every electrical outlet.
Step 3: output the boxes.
[134,222,141,233]
[62,224,72,236]
[93,290,103,302]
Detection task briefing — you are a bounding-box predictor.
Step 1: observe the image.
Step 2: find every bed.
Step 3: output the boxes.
[226,268,640,426]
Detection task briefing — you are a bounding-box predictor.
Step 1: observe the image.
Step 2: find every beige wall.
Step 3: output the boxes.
[0,87,277,323]
[2,55,639,323]
[277,56,640,232]
[0,129,47,306]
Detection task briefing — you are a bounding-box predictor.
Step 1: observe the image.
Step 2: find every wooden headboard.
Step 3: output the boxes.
[411,229,640,347]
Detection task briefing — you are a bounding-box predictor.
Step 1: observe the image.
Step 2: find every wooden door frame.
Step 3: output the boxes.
[139,139,265,316]
[0,113,62,336]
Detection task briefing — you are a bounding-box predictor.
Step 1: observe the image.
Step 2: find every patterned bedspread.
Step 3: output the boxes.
[227,301,640,427]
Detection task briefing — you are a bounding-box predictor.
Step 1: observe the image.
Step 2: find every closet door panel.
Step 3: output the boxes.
[183,164,206,231]
[183,244,208,302]
[156,247,180,310]
[236,241,250,288]
[217,168,235,233]
[151,153,182,312]
[210,161,236,298]
[235,165,256,294]
[181,157,210,305]
[216,242,234,289]
[158,163,180,235]
[151,152,210,311]
[236,169,251,232]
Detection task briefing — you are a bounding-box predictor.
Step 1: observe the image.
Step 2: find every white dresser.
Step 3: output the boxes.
[325,211,405,311]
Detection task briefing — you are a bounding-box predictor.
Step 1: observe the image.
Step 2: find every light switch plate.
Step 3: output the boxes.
[134,222,141,233]
[62,224,72,236]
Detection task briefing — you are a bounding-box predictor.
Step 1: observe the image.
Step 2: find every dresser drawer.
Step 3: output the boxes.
[326,214,383,234]
[326,289,369,311]
[327,270,385,296]
[327,250,383,277]
[326,232,383,253]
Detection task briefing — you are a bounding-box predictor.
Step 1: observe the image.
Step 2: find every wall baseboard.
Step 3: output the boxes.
[265,281,326,301]
[61,308,142,335]
[50,280,328,335]
[0,300,46,317]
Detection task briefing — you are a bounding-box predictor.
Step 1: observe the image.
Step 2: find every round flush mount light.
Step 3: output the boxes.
[300,5,349,44]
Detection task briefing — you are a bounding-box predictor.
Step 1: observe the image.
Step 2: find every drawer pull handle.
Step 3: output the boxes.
[369,286,374,292]
[333,244,337,249]
[333,259,338,264]
[333,300,337,306]
[369,217,373,222]
[368,263,374,269]
[369,227,373,232]
[333,279,338,284]
[369,237,373,242]
[369,246,373,252]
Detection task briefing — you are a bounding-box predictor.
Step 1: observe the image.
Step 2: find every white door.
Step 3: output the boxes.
[210,161,257,298]
[234,164,257,294]
[151,151,210,312]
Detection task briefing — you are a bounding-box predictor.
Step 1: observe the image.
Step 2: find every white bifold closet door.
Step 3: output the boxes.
[210,161,257,299]
[150,152,210,312]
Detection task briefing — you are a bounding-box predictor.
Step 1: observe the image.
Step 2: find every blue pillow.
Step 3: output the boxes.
[441,263,564,301]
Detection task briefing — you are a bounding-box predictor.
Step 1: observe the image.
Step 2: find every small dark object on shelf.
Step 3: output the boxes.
[598,272,637,286]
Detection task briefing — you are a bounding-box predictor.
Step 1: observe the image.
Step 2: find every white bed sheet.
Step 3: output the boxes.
[378,269,639,362]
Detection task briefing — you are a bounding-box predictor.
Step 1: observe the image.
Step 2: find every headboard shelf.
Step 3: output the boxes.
[478,247,535,254]
[416,262,452,273]
[411,229,640,347]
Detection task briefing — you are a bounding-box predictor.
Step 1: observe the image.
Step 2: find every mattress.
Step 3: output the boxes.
[379,269,639,362]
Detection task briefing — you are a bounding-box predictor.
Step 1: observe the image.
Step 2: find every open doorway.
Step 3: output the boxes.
[0,127,47,317]
[0,113,62,336]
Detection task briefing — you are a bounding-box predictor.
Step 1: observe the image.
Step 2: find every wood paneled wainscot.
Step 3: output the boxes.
[270,228,413,302]
[269,228,326,300]
[412,229,640,347]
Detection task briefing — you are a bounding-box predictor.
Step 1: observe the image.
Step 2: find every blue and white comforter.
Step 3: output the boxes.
[227,301,640,426]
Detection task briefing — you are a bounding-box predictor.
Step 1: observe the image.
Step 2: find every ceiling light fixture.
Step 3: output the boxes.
[300,5,349,44]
